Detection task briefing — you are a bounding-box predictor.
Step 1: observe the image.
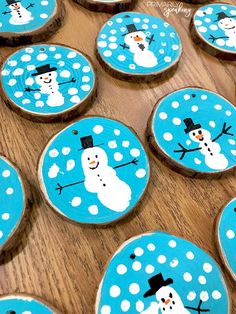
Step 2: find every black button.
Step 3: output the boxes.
[204,143,208,146]
[103,184,106,187]
[208,148,211,152]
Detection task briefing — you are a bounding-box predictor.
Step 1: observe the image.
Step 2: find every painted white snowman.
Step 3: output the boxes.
[25,64,76,107]
[209,12,236,49]
[122,24,158,68]
[3,0,34,25]
[56,135,139,212]
[174,118,233,170]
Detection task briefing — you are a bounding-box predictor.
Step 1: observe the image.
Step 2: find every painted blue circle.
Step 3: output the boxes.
[1,44,95,116]
[218,198,236,279]
[0,0,57,34]
[0,156,25,251]
[97,12,182,75]
[193,3,236,54]
[0,295,55,313]
[97,231,229,314]
[39,117,150,224]
[151,87,236,173]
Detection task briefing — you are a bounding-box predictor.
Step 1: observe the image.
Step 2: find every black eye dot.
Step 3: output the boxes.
[72,130,78,135]
[169,293,173,298]
[49,73,51,76]
[161,298,165,303]
[95,155,98,158]
[40,76,43,79]
[193,132,195,136]
[130,253,136,260]
[88,157,90,161]
[199,130,202,134]
[192,94,196,98]
[6,311,16,314]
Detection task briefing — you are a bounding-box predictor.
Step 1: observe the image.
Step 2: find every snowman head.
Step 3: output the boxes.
[32,64,58,86]
[216,12,236,31]
[123,24,146,48]
[81,147,108,175]
[184,118,211,143]
[8,1,21,10]
[156,286,185,313]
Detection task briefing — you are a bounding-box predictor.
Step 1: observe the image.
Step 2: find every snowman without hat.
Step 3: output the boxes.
[120,23,158,68]
[174,117,233,170]
[56,134,139,213]
[3,0,34,25]
[24,64,76,107]
[141,273,210,314]
[209,11,236,47]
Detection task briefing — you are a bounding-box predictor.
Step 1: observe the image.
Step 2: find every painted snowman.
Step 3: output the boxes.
[56,135,138,213]
[25,64,76,107]
[174,118,233,170]
[210,12,236,49]
[123,24,158,68]
[3,0,34,25]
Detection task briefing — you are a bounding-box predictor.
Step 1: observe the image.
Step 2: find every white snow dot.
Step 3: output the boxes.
[192,105,198,112]
[133,18,140,23]
[172,101,179,108]
[198,275,207,285]
[186,140,191,146]
[41,0,49,5]
[183,272,192,282]
[159,112,167,120]
[212,290,222,300]
[109,43,118,50]
[201,95,207,100]
[114,152,123,161]
[22,99,30,105]
[49,149,59,158]
[88,205,98,215]
[129,283,140,295]
[34,93,41,100]
[142,24,148,30]
[101,305,111,314]
[110,285,120,298]
[110,29,116,35]
[187,291,196,301]
[152,24,158,29]
[186,251,194,260]
[209,121,216,128]
[8,79,17,86]
[226,110,231,116]
[157,255,166,264]
[21,54,31,62]
[2,170,10,178]
[73,63,81,69]
[172,44,179,50]
[164,56,171,62]
[170,258,179,268]
[229,139,235,145]
[6,188,14,195]
[0,231,3,239]
[37,53,48,61]
[230,10,236,15]
[54,53,62,59]
[117,264,127,275]
[134,247,144,256]
[194,158,201,165]
[203,263,213,273]
[103,50,112,57]
[25,77,34,86]
[168,240,177,248]
[136,300,144,312]
[135,169,146,179]
[130,148,140,157]
[68,88,78,95]
[81,84,91,92]
[210,24,218,31]
[163,132,173,141]
[121,300,130,312]
[13,68,23,76]
[82,66,90,73]
[93,125,103,134]
[66,159,75,171]
[27,65,35,71]
[71,197,81,207]
[2,213,10,220]
[147,243,155,251]
[8,60,17,66]
[62,147,71,155]
[226,229,235,239]
[98,41,107,48]
[173,118,181,125]
[101,34,107,39]
[231,150,236,156]
[14,91,23,98]
[184,94,190,101]
[60,70,71,78]
[116,18,123,23]
[221,6,227,10]
[2,70,10,76]
[216,39,225,46]
[49,47,56,51]
[205,18,211,23]
[122,141,129,148]
[195,20,202,26]
[214,104,222,110]
[82,76,90,83]
[114,129,120,136]
[108,140,117,149]
[67,51,77,58]
[200,291,209,302]
[40,13,48,18]
[145,264,155,274]
[132,261,142,271]
[198,26,207,33]
[118,54,126,62]
[70,96,80,103]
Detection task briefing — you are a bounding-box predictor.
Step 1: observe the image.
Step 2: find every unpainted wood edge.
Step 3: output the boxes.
[73,0,137,14]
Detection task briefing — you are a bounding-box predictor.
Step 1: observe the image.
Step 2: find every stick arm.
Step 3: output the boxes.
[56,180,85,195]
[174,143,202,160]
[113,158,138,169]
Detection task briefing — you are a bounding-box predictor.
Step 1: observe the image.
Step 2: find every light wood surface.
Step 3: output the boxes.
[0,0,235,313]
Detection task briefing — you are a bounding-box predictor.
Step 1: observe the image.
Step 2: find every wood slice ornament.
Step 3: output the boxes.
[73,0,137,14]
[0,155,29,257]
[147,87,236,178]
[38,116,150,225]
[0,294,60,313]
[216,198,236,281]
[0,44,97,123]
[190,3,236,60]
[96,231,230,314]
[0,0,65,47]
[96,12,182,82]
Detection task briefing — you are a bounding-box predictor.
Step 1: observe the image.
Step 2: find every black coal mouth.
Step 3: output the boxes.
[89,161,99,170]
[44,79,52,84]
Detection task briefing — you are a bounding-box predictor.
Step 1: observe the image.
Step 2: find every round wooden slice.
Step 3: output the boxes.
[96,231,230,314]
[216,198,236,282]
[73,0,137,14]
[0,0,65,47]
[147,87,236,178]
[0,155,29,257]
[96,12,182,82]
[38,116,150,225]
[0,44,97,123]
[0,294,60,313]
[190,3,236,60]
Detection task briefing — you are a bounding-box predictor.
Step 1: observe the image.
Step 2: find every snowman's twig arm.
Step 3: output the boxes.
[56,181,85,195]
[213,122,233,142]
[25,86,40,92]
[147,34,155,45]
[209,34,229,43]
[120,43,129,50]
[59,78,76,86]
[185,300,210,312]
[113,158,138,169]
[26,3,34,9]
[2,11,11,15]
[174,143,201,160]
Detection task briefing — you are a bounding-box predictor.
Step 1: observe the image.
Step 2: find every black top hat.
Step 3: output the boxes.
[80,135,94,150]
[184,118,201,134]
[6,0,20,6]
[214,12,236,22]
[122,24,143,36]
[31,64,57,77]
[143,273,174,298]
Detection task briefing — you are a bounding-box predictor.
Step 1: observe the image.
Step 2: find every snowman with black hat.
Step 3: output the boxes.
[25,64,76,107]
[121,23,158,68]
[209,12,236,48]
[174,118,232,170]
[2,0,34,25]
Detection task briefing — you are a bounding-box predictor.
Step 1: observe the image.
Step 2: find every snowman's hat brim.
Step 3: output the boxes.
[6,0,21,6]
[122,23,143,36]
[214,12,236,22]
[31,64,57,76]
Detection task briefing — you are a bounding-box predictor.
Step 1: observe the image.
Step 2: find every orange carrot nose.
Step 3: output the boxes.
[44,77,49,80]
[134,36,143,42]
[196,134,203,140]
[89,160,96,165]
[165,299,171,305]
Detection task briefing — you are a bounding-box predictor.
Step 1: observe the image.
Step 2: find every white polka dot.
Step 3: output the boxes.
[132,261,142,271]
[83,66,90,73]
[68,88,78,95]
[2,213,10,220]
[41,0,49,5]
[129,283,140,295]
[37,53,48,61]
[198,275,207,285]
[121,300,130,312]
[116,18,123,23]
[36,101,44,108]
[109,36,117,42]
[186,140,191,146]
[172,44,179,50]
[40,13,48,18]
[27,65,35,71]
[134,247,144,256]
[103,50,112,57]
[14,91,23,98]
[81,85,91,92]
[135,169,146,179]
[122,141,129,148]
[136,300,144,312]
[54,53,62,59]
[22,99,31,105]
[130,148,140,157]
[221,6,227,10]
[101,34,107,39]
[163,132,173,141]
[231,150,236,156]
[114,152,123,161]
[8,79,17,86]
[186,251,194,260]
[226,229,235,239]
[145,264,155,274]
[73,63,81,69]
[114,129,120,136]
[173,118,181,125]
[98,41,107,48]
[110,285,120,297]
[147,243,155,251]
[204,18,211,23]
[226,110,231,116]
[164,56,171,62]
[60,70,71,78]
[194,158,201,165]
[212,290,222,300]
[8,60,17,66]
[187,291,196,301]
[0,231,3,238]
[184,94,190,101]
[70,96,80,103]
[216,39,225,46]
[159,112,167,120]
[172,101,179,108]
[49,149,59,158]
[198,26,207,33]
[21,54,31,62]
[82,76,90,83]
[109,43,118,50]
[110,29,116,34]
[203,263,212,273]
[152,24,158,29]
[214,104,222,110]
[157,255,166,264]
[108,140,117,149]
[67,51,77,58]
[6,188,14,195]
[13,68,23,76]
[195,20,202,26]
[71,197,81,207]
[201,95,207,100]
[34,93,41,100]
[209,121,216,128]
[2,170,10,178]
[118,55,126,61]
[210,24,218,31]
[117,264,127,275]
[168,240,177,248]
[229,139,235,145]
[93,125,103,134]
[192,105,198,112]
[49,47,56,51]
[88,205,98,215]
[101,305,111,314]
[133,18,140,23]
[62,147,71,155]
[200,291,209,302]
[184,272,192,282]
[170,258,179,268]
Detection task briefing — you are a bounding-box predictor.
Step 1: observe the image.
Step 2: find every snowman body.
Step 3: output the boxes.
[218,17,236,49]
[8,2,33,25]
[124,31,158,68]
[189,128,228,170]
[35,71,64,107]
[81,147,132,212]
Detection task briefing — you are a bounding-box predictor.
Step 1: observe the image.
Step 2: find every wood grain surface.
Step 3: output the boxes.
[0,0,235,313]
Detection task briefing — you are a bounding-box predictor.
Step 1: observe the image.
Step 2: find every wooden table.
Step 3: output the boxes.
[0,0,235,313]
